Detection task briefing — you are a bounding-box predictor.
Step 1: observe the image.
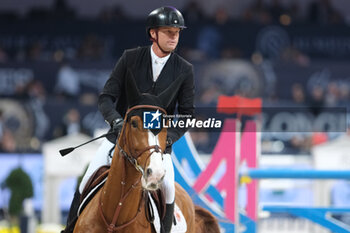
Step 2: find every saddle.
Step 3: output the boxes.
[79,165,110,214]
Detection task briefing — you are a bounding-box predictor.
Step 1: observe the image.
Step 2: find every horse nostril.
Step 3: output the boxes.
[149,183,157,190]
[146,168,152,177]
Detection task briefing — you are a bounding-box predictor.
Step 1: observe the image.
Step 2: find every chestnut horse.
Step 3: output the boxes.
[73,77,220,233]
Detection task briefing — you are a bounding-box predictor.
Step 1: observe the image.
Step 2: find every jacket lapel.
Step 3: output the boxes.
[147,46,154,83]
[156,53,174,82]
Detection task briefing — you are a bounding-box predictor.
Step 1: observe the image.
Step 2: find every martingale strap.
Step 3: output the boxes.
[99,154,143,233]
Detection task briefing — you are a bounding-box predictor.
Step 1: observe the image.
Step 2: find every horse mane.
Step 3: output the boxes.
[194,205,220,233]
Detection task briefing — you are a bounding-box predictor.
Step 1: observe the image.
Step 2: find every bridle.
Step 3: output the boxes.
[117,104,167,176]
[99,104,167,233]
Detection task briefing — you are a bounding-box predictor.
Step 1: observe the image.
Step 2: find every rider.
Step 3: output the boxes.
[63,6,194,233]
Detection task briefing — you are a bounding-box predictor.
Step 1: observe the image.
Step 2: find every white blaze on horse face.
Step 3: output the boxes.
[141,131,166,190]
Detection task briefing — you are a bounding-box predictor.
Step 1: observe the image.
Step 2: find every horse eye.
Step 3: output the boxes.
[131,120,138,128]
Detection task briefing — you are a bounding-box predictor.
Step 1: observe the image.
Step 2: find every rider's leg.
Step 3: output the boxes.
[61,189,80,233]
[79,138,115,193]
[160,153,175,233]
[62,138,115,233]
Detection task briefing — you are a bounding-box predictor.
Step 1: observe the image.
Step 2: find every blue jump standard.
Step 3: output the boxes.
[263,206,350,233]
[244,169,350,179]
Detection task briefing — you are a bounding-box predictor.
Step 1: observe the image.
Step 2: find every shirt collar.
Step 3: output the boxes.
[150,45,171,65]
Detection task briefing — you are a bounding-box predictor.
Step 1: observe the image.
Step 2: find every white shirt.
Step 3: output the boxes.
[150,46,171,82]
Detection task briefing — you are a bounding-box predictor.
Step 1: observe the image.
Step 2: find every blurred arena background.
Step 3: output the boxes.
[0,0,350,232]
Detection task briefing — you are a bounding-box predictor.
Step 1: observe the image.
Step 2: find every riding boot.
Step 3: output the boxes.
[162,202,175,233]
[62,190,81,233]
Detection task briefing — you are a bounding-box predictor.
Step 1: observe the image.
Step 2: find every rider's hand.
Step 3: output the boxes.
[111,118,124,136]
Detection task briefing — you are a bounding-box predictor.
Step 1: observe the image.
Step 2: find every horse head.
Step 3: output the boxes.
[118,73,183,191]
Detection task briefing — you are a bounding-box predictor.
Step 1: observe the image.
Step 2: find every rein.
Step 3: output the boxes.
[99,104,167,233]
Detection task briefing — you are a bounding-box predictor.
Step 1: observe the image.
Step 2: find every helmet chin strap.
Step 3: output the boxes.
[152,29,172,55]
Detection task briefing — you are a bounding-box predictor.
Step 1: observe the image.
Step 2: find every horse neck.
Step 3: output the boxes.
[100,146,143,224]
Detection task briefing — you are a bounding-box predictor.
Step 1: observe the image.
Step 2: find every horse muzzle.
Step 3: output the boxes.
[142,168,165,191]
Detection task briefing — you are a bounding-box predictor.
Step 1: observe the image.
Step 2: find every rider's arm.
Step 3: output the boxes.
[166,64,195,146]
[98,51,127,125]
[98,94,121,125]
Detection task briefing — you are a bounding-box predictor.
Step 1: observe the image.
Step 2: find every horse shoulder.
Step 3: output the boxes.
[74,191,105,233]
[175,183,196,232]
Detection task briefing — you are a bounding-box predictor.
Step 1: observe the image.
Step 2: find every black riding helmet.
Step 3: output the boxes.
[146,6,186,38]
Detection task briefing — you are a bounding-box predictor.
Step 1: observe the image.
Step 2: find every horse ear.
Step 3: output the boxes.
[126,70,141,107]
[158,75,184,108]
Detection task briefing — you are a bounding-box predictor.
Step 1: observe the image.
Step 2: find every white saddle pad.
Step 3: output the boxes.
[78,177,107,216]
[149,193,187,233]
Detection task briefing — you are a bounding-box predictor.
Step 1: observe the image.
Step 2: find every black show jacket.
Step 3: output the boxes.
[98,46,195,143]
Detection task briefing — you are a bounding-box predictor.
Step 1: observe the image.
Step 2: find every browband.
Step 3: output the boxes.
[125,105,167,120]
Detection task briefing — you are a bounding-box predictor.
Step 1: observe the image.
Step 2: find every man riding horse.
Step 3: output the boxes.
[63,6,194,233]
